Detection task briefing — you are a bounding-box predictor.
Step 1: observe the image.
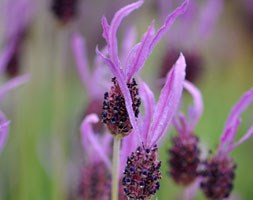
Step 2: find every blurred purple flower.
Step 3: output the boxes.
[169,80,203,186]
[97,0,188,138]
[200,88,253,199]
[1,0,33,77]
[79,114,112,199]
[72,32,111,132]
[79,113,135,199]
[158,0,223,83]
[0,74,30,154]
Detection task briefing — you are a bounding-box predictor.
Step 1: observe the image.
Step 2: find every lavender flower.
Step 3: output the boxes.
[122,54,186,199]
[200,88,253,199]
[97,0,188,138]
[169,80,203,186]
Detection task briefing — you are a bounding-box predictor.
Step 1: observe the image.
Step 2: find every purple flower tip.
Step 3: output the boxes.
[220,88,253,154]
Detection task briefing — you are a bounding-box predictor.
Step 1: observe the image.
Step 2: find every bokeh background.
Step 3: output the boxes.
[0,0,252,199]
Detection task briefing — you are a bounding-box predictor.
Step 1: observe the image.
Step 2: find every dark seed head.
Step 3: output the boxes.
[200,155,236,200]
[168,134,200,186]
[122,145,162,199]
[51,0,78,24]
[101,77,141,138]
[78,162,110,200]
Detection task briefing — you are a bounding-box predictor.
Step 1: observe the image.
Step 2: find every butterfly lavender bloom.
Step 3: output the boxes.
[122,54,186,199]
[158,0,223,83]
[97,0,188,138]
[169,80,203,186]
[200,88,253,200]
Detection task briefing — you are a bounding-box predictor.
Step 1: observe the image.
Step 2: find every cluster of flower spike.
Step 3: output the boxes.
[168,133,238,199]
[102,77,141,137]
[122,145,162,200]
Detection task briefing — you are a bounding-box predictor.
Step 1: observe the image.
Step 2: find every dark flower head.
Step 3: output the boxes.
[200,88,253,199]
[122,145,161,200]
[168,81,203,186]
[169,134,200,186]
[200,155,236,200]
[78,161,110,200]
[102,77,140,137]
[51,0,78,24]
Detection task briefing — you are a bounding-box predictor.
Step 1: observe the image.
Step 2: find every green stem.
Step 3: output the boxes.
[112,136,121,200]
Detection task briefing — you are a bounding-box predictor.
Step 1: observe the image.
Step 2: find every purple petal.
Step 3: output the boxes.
[121,27,137,67]
[149,53,186,146]
[96,46,122,78]
[149,0,189,51]
[71,33,93,95]
[80,114,112,170]
[126,23,155,80]
[139,79,155,146]
[230,126,253,152]
[184,80,203,131]
[101,16,110,44]
[108,0,144,66]
[0,74,30,99]
[0,112,10,154]
[220,88,253,153]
